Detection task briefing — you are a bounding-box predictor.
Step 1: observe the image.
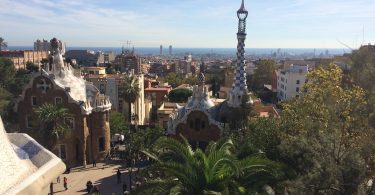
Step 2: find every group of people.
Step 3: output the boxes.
[49,176,68,195]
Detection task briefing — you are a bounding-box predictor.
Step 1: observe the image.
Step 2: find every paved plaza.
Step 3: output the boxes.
[51,161,136,195]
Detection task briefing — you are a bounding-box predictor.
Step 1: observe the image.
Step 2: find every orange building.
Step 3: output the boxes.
[0,50,48,69]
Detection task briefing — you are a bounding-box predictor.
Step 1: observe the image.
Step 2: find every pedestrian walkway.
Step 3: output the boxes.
[51,162,134,195]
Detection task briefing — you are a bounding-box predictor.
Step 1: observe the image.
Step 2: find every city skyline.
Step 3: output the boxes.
[1,0,375,49]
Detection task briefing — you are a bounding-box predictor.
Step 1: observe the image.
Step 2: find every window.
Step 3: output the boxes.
[98,137,105,152]
[59,144,67,160]
[163,121,168,129]
[99,84,105,94]
[119,100,123,111]
[64,117,74,129]
[31,96,37,106]
[55,97,62,105]
[201,121,206,129]
[195,118,201,131]
[296,87,300,92]
[296,80,300,84]
[26,116,34,128]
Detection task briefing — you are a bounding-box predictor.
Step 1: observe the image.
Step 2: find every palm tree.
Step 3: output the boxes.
[34,103,70,150]
[134,137,282,195]
[0,37,7,51]
[120,75,140,123]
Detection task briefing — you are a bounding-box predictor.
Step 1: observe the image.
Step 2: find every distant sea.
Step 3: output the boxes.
[7,46,348,56]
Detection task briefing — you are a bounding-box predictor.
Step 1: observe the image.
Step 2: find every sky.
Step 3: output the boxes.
[1,0,375,48]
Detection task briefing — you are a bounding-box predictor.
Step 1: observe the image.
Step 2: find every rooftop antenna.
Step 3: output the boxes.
[336,38,353,51]
[362,25,365,46]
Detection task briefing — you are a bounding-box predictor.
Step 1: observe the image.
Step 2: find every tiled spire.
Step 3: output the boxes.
[228,0,249,107]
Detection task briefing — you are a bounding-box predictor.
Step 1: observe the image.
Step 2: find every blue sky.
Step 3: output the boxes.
[1,0,374,48]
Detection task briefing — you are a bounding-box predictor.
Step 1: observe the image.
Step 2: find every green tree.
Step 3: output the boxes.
[109,111,128,136]
[134,137,282,195]
[120,75,140,122]
[350,45,375,91]
[34,103,71,150]
[279,64,375,194]
[0,57,16,88]
[350,46,375,129]
[26,61,39,72]
[168,88,193,103]
[0,87,11,117]
[250,59,277,90]
[131,126,165,154]
[162,72,183,88]
[0,37,7,51]
[7,69,32,96]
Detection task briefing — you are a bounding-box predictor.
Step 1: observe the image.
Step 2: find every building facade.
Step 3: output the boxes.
[83,67,151,125]
[167,73,223,149]
[276,64,309,101]
[34,39,50,51]
[115,49,141,74]
[0,50,48,69]
[15,38,112,167]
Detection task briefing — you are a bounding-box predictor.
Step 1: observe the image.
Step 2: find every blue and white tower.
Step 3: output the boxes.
[229,0,249,107]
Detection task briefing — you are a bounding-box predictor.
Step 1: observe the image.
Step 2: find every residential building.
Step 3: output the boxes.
[114,49,141,74]
[65,50,115,66]
[34,39,50,51]
[276,64,309,101]
[83,67,151,125]
[0,50,48,69]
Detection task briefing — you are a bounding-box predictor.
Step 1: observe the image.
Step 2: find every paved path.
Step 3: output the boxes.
[50,161,137,195]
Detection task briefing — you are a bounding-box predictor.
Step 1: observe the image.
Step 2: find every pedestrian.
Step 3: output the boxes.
[56,176,60,183]
[93,159,96,167]
[63,177,68,191]
[50,182,54,195]
[116,168,121,184]
[86,180,93,193]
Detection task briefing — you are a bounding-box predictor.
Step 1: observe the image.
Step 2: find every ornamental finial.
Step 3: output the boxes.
[238,0,247,12]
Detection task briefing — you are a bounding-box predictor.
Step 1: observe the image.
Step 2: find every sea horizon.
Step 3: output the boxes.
[7,46,349,56]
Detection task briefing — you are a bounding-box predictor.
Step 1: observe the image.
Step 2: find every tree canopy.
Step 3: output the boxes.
[168,88,193,103]
[34,103,71,149]
[135,136,283,195]
[278,64,375,194]
[249,59,277,90]
[0,37,7,51]
[109,111,128,136]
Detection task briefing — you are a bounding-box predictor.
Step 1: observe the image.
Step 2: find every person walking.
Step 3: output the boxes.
[56,176,60,183]
[93,159,96,167]
[63,177,68,191]
[116,168,121,184]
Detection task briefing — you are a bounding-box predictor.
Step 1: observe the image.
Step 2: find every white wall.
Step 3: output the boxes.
[276,65,308,101]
